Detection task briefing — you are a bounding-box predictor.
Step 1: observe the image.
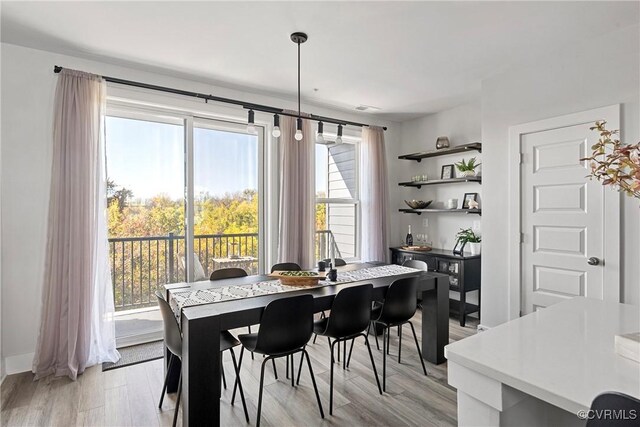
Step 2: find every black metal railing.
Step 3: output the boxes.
[109,230,339,311]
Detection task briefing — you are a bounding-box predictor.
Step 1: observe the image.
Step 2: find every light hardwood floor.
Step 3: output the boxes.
[1,313,477,427]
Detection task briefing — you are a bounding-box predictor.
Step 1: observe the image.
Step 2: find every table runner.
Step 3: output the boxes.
[168,264,419,321]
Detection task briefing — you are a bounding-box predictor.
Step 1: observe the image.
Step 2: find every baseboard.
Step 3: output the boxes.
[3,352,34,376]
[477,324,491,332]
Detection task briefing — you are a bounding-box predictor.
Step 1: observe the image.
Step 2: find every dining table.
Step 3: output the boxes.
[163,262,449,427]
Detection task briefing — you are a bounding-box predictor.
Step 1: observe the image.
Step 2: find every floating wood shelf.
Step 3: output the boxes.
[399,208,482,216]
[398,176,481,188]
[398,142,482,162]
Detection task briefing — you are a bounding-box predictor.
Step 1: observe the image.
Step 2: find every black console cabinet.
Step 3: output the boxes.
[390,247,481,327]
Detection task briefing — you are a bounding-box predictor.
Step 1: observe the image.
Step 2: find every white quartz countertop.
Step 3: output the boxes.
[445,297,640,414]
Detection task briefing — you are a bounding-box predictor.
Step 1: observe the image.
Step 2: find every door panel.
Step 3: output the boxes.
[521,123,604,314]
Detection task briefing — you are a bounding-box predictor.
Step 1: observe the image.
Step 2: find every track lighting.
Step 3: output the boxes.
[295,117,303,141]
[335,124,343,144]
[316,121,324,143]
[272,114,281,138]
[247,110,256,134]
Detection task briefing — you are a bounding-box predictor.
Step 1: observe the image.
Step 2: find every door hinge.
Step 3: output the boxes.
[519,153,524,164]
[520,232,525,244]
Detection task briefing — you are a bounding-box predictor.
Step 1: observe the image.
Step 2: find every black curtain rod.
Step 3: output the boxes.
[53,66,386,131]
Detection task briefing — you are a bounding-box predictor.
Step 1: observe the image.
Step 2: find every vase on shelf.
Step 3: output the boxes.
[460,170,476,178]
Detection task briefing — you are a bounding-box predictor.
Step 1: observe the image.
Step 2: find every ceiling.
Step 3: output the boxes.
[2,1,638,121]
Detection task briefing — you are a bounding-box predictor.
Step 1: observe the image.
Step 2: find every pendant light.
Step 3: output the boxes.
[272,114,281,138]
[291,32,307,141]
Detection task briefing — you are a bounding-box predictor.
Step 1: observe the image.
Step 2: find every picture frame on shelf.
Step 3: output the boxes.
[462,193,478,209]
[441,164,454,180]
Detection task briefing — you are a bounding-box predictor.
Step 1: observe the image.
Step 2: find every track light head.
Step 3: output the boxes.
[335,124,343,144]
[316,121,324,143]
[247,110,257,134]
[272,114,281,138]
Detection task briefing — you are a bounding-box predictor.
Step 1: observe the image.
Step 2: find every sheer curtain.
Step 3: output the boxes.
[277,113,315,268]
[33,69,119,380]
[360,126,389,262]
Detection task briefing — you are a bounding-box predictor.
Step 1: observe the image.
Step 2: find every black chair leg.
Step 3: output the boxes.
[248,325,255,360]
[398,324,403,364]
[286,353,289,379]
[296,346,305,385]
[342,340,347,369]
[159,353,174,408]
[232,347,244,405]
[303,349,325,419]
[382,327,387,392]
[386,327,391,355]
[408,321,427,376]
[363,334,383,395]
[290,354,295,387]
[272,358,278,380]
[172,374,182,427]
[229,348,249,423]
[346,338,355,368]
[373,322,380,351]
[256,357,269,427]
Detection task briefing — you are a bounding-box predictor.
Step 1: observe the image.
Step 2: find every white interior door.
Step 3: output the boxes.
[517,107,620,315]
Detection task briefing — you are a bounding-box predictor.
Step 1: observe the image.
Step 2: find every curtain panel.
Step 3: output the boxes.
[277,113,315,269]
[360,126,389,262]
[33,69,119,380]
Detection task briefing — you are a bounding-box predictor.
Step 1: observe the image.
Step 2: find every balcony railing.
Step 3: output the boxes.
[109,230,339,311]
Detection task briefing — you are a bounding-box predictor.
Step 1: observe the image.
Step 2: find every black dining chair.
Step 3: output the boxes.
[210,267,256,360]
[299,284,382,414]
[587,392,640,426]
[270,262,301,272]
[155,291,249,426]
[209,267,248,281]
[367,277,427,391]
[323,258,347,267]
[234,294,324,427]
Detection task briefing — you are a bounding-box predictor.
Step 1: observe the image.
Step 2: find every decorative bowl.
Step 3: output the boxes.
[269,270,327,287]
[404,200,432,209]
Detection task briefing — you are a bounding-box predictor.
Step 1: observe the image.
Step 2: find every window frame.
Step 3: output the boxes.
[315,133,361,262]
[105,101,268,280]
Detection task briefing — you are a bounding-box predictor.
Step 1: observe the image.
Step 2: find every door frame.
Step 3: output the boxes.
[507,104,621,320]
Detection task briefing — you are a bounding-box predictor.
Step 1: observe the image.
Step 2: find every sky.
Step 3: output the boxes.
[105,116,327,200]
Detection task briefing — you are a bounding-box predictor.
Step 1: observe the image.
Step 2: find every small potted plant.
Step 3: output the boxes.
[456,228,481,255]
[455,157,481,177]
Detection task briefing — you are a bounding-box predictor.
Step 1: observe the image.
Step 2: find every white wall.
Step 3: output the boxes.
[0,43,399,373]
[397,101,482,248]
[480,24,640,327]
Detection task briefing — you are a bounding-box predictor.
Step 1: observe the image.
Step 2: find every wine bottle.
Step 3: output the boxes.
[406,225,413,246]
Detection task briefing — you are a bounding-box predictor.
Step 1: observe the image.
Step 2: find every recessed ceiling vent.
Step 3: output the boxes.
[355,105,381,111]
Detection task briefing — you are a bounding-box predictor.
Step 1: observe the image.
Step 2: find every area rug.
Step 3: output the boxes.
[102,340,164,371]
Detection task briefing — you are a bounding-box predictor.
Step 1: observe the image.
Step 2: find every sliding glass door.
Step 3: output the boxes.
[105,108,265,346]
[105,111,186,346]
[192,118,264,277]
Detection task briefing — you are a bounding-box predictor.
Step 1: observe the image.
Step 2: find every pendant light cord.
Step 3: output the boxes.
[297,40,301,118]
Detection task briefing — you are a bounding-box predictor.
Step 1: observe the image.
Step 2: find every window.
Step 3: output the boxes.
[315,140,359,261]
[105,106,265,345]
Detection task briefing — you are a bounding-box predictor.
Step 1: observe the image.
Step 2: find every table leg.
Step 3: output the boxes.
[182,315,221,426]
[421,275,449,364]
